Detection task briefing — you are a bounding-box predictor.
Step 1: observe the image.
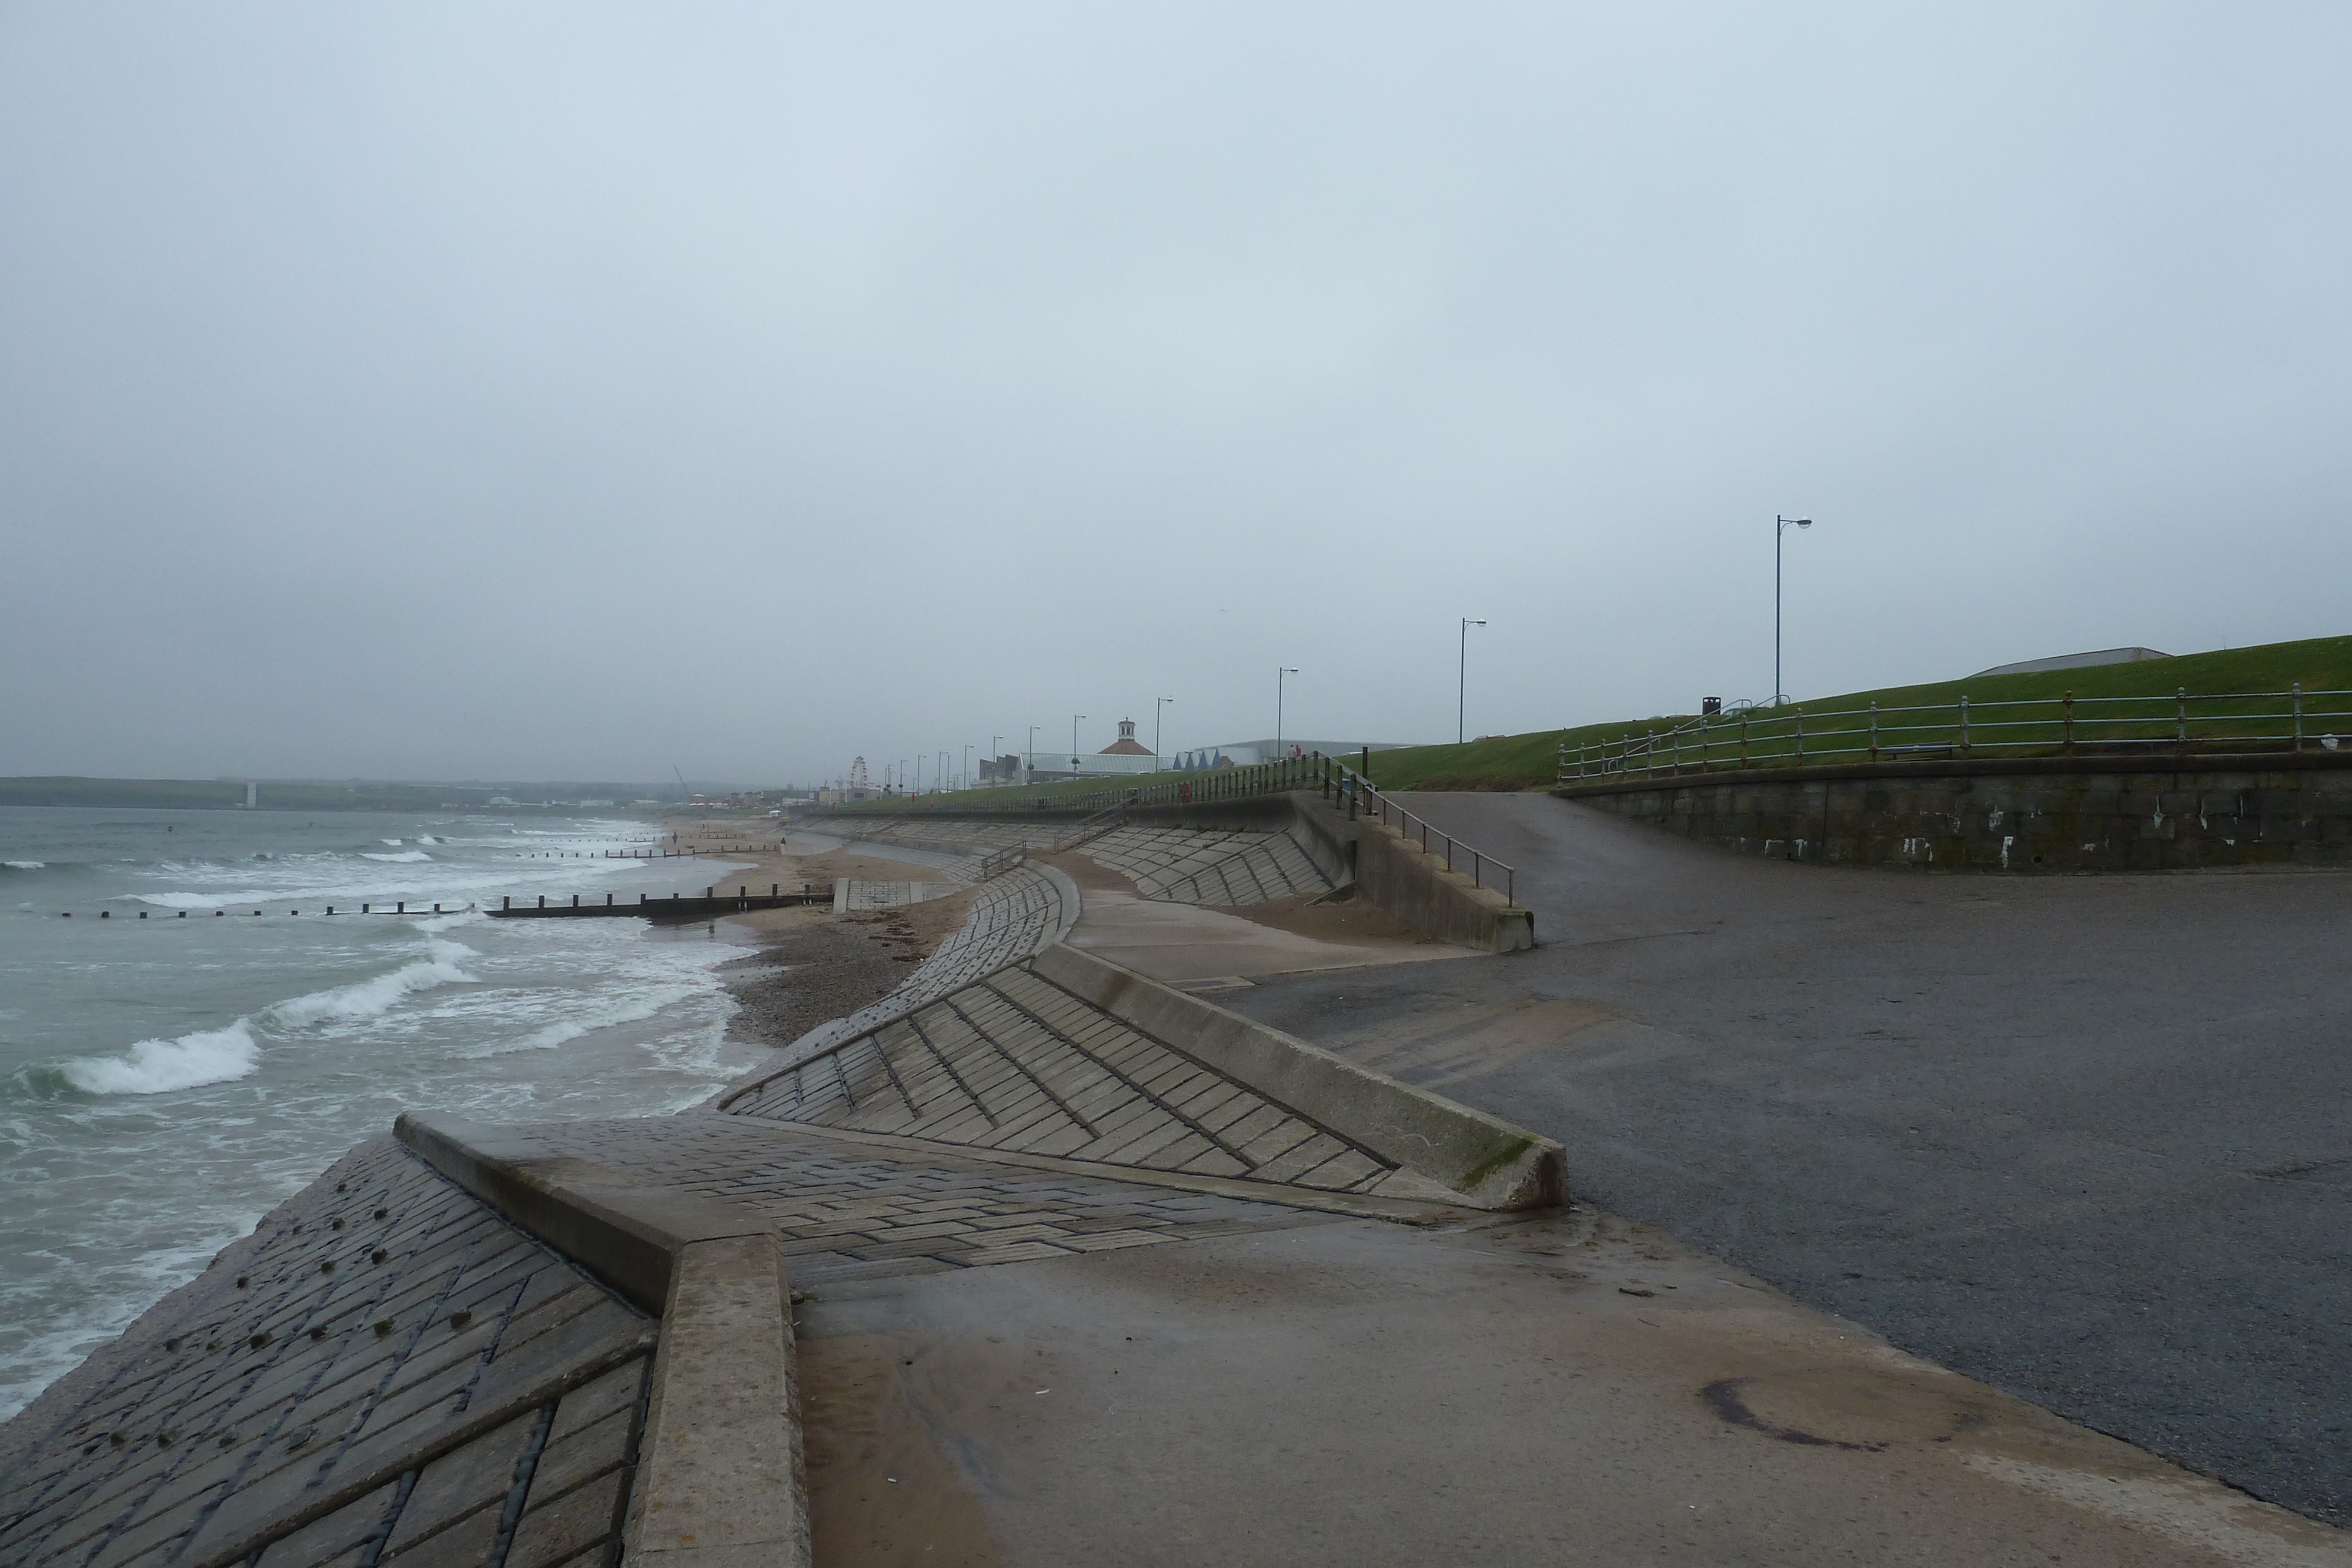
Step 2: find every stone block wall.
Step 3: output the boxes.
[1558,756,2352,871]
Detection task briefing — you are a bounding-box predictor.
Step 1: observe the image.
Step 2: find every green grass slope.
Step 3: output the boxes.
[1366,634,2352,791]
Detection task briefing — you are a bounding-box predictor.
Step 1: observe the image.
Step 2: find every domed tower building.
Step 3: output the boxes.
[1098,718,1154,760]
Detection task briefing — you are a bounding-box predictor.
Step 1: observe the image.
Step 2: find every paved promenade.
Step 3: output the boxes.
[1222,791,2352,1527]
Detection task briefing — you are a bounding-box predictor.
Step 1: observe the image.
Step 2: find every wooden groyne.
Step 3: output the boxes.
[490,884,828,920]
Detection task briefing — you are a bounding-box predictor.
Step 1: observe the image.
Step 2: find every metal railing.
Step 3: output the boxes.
[1558,684,2352,785]
[1324,761,1518,907]
[1047,804,1130,853]
[971,847,1027,881]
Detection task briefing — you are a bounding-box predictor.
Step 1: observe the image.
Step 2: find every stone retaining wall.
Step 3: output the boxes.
[1556,753,2352,871]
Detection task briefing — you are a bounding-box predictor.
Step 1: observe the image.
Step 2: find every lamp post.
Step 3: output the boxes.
[1276,668,1299,759]
[1154,697,1175,771]
[1071,714,1086,777]
[962,744,972,791]
[1775,515,1812,704]
[1025,725,1038,783]
[1458,618,1487,744]
[990,735,1003,788]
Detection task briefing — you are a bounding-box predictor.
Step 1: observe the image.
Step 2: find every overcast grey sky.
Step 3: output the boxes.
[4,4,2347,784]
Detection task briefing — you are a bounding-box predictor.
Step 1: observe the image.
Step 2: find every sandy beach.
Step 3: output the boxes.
[662,814,980,1057]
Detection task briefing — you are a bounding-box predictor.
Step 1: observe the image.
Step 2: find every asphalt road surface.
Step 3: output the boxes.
[1221,793,2352,1526]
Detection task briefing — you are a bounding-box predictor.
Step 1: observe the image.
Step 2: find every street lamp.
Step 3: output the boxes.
[1276,668,1299,758]
[1775,515,1812,705]
[963,744,973,791]
[1025,725,1039,783]
[1071,714,1086,776]
[1458,618,1487,744]
[1154,696,1175,772]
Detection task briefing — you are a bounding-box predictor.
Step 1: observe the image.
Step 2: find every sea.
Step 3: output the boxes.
[0,805,767,1420]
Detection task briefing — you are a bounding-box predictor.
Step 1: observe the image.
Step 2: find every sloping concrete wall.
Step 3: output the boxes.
[1558,753,2352,871]
[396,1114,813,1568]
[1031,942,1563,1210]
[1126,792,1534,952]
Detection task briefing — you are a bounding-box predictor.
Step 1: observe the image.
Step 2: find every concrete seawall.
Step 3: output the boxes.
[396,1114,810,1568]
[17,806,2341,1564]
[0,810,1561,1568]
[1066,792,1535,952]
[1556,751,2352,870]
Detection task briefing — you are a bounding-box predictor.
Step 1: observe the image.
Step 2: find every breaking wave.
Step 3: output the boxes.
[266,941,477,1026]
[360,851,431,863]
[62,1021,261,1095]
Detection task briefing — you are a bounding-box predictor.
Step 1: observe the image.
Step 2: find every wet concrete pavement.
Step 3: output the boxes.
[1217,793,2352,1526]
[796,1204,2350,1567]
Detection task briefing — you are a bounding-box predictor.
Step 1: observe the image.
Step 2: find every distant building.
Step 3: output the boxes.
[1100,719,1153,757]
[1170,738,1412,769]
[1972,647,2171,678]
[1024,718,1162,778]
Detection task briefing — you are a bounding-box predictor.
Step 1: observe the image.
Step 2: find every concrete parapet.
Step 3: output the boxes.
[1029,942,1564,1209]
[393,1113,812,1568]
[395,1112,774,1313]
[1556,752,2352,871]
[626,1235,810,1568]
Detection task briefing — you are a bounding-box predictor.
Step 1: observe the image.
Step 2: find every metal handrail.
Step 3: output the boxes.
[1557,684,2352,785]
[1324,761,1517,907]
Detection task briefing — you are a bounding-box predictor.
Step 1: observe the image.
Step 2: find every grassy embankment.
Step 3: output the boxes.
[1372,634,2352,791]
[818,635,2352,813]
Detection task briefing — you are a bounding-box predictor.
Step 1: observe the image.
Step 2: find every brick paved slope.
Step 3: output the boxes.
[719,963,1399,1194]
[775,862,1074,1061]
[0,1139,650,1568]
[448,1116,1340,1289]
[1080,824,1334,904]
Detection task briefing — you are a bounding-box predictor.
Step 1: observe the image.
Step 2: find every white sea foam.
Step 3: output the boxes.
[414,835,440,845]
[360,851,431,863]
[3,861,44,871]
[267,941,477,1026]
[62,1021,262,1095]
[381,839,403,846]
